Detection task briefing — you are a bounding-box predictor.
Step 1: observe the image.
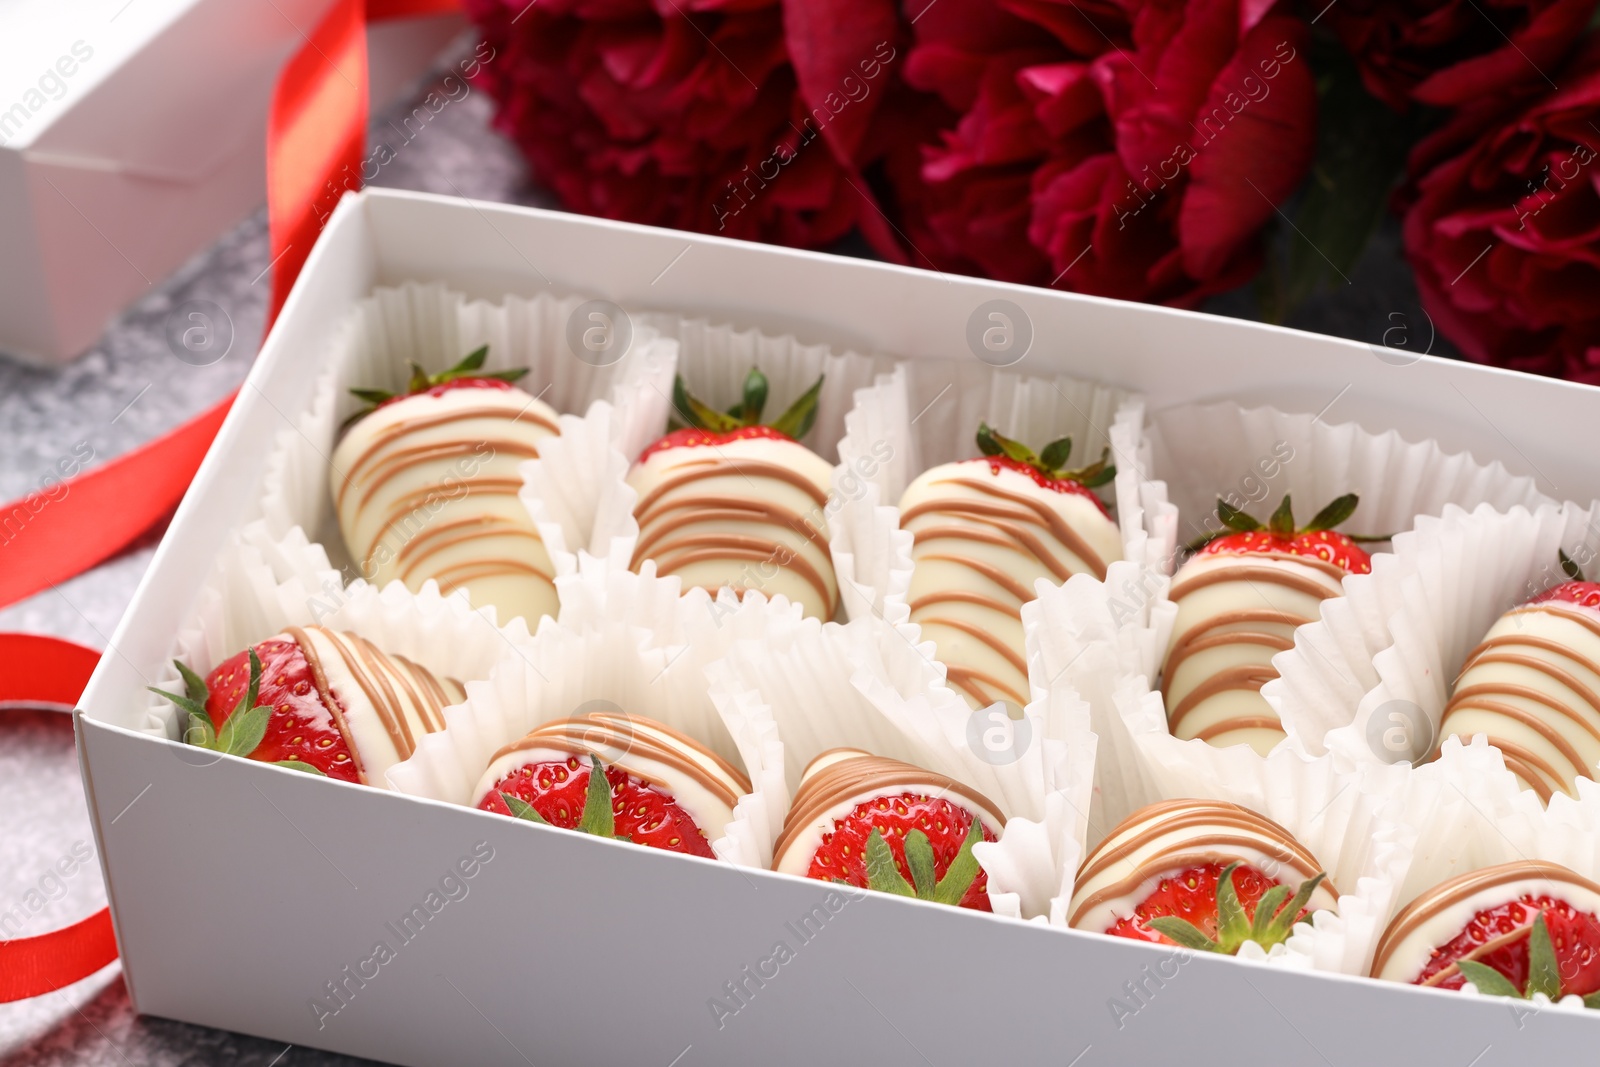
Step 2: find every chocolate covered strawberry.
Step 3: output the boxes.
[899,424,1122,710]
[1372,860,1600,1006]
[1069,799,1339,951]
[1440,551,1600,801]
[771,749,1005,911]
[151,626,463,784]
[333,345,563,629]
[1164,494,1385,754]
[473,711,750,856]
[628,367,839,619]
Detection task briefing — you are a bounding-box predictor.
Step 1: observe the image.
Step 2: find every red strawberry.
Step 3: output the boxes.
[344,344,528,429]
[1416,899,1600,1003]
[481,754,715,858]
[152,646,349,779]
[1191,494,1381,575]
[637,366,823,463]
[1109,861,1326,954]
[1529,550,1600,611]
[806,792,996,911]
[971,423,1115,515]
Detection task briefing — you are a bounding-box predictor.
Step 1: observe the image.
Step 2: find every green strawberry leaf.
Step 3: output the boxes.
[673,375,742,434]
[930,818,985,907]
[1268,495,1296,537]
[975,424,1004,458]
[176,660,209,706]
[1260,872,1327,946]
[769,374,825,441]
[1214,863,1251,949]
[148,686,210,730]
[1526,912,1562,1001]
[734,366,769,425]
[904,830,937,898]
[475,368,529,384]
[1457,960,1525,1000]
[577,755,616,838]
[982,427,1037,466]
[452,344,489,374]
[1583,991,1600,1010]
[242,649,263,720]
[1250,884,1293,942]
[1561,549,1587,582]
[1039,436,1073,473]
[217,704,271,758]
[1305,493,1359,533]
[405,361,431,395]
[275,760,327,776]
[500,792,549,824]
[1070,450,1117,489]
[1216,499,1263,533]
[864,829,915,897]
[348,387,395,405]
[1146,917,1222,952]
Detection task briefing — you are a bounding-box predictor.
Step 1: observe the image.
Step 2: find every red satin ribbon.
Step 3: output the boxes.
[0,0,459,1003]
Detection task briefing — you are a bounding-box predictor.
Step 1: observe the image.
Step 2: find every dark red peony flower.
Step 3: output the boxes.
[462,0,940,258]
[1324,0,1599,112]
[903,0,1317,308]
[1403,37,1600,383]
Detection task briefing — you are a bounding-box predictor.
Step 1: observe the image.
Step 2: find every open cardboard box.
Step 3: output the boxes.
[75,188,1600,1065]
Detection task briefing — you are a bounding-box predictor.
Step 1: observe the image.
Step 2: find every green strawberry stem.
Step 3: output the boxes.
[671,367,824,441]
[1145,862,1326,954]
[149,652,325,775]
[862,820,984,906]
[343,345,529,428]
[1453,912,1600,1007]
[501,756,630,842]
[1185,492,1390,553]
[975,423,1115,489]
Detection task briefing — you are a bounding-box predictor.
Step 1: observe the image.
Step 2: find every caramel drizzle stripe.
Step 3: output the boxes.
[632,459,830,517]
[1487,740,1562,803]
[394,654,452,734]
[632,500,825,563]
[942,666,1026,710]
[913,552,1035,604]
[1505,603,1600,642]
[1442,694,1593,776]
[339,404,558,506]
[1163,628,1296,683]
[909,590,1022,616]
[1447,682,1600,747]
[1070,845,1330,929]
[901,477,1109,580]
[910,523,1077,583]
[772,758,1005,871]
[1076,801,1325,897]
[1166,665,1281,734]
[491,714,750,808]
[334,631,420,760]
[396,520,551,580]
[352,438,542,513]
[429,560,558,596]
[647,541,836,615]
[1193,717,1287,745]
[1370,861,1600,979]
[1167,563,1341,603]
[917,616,1028,676]
[283,627,367,783]
[361,479,529,563]
[1452,638,1600,719]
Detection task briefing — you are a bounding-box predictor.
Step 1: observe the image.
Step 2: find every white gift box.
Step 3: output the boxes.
[74,188,1600,1065]
[0,0,461,365]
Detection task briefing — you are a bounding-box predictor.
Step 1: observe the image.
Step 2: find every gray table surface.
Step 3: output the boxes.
[0,39,1438,1067]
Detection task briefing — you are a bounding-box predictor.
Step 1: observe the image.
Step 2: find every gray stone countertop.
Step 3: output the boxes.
[0,37,1438,1067]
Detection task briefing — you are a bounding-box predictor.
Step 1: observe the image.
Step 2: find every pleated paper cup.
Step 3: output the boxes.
[256,281,676,607]
[1271,502,1600,770]
[1023,564,1418,970]
[387,565,814,862]
[141,526,532,774]
[704,611,1095,920]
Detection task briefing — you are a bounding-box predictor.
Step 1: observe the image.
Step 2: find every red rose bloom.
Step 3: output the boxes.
[463,0,932,257]
[904,0,1316,307]
[1404,38,1600,383]
[1325,0,1599,111]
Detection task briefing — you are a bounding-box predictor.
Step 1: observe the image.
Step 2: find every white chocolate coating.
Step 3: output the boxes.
[1440,603,1600,801]
[898,460,1122,710]
[770,749,1005,877]
[281,626,464,786]
[471,712,750,843]
[1371,862,1600,985]
[1067,799,1338,935]
[331,385,560,627]
[1163,551,1344,754]
[627,435,838,619]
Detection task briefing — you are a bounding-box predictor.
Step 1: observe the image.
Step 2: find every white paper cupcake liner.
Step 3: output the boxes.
[257,281,677,600]
[703,611,1094,919]
[387,565,814,862]
[1272,501,1600,766]
[140,525,533,759]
